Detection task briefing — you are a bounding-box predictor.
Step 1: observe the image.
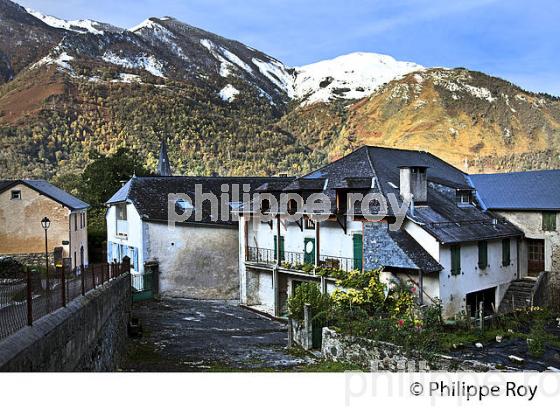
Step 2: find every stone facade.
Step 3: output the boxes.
[0,252,55,268]
[0,273,131,372]
[321,327,494,371]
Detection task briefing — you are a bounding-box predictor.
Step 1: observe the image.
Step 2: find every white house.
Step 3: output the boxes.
[106,171,287,300]
[471,170,560,275]
[237,146,524,318]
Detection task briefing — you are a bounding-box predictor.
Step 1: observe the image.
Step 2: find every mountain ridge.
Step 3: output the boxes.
[0,0,559,180]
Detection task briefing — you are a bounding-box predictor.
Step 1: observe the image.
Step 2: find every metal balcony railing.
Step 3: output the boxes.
[245,247,361,273]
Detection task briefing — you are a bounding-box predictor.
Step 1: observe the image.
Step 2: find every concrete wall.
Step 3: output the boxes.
[497,210,560,273]
[146,221,240,300]
[0,273,131,372]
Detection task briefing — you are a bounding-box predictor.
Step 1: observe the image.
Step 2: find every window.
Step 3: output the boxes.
[10,190,21,200]
[304,217,315,230]
[542,212,557,231]
[116,204,127,220]
[74,213,77,231]
[456,190,473,206]
[450,245,461,275]
[502,238,511,266]
[477,241,488,269]
[175,199,194,214]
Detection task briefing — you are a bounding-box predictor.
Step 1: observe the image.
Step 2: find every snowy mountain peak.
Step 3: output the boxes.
[292,52,424,105]
[26,8,108,35]
[129,17,170,33]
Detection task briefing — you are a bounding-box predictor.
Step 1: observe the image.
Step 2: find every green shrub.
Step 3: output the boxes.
[287,282,331,321]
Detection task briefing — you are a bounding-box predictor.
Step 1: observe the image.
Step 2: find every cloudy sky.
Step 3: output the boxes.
[17,0,560,95]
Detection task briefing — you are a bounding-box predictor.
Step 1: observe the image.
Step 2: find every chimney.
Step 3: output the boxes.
[399,166,428,204]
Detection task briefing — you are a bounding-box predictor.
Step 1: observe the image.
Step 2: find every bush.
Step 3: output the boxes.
[287,282,331,321]
[422,298,444,330]
[527,318,548,357]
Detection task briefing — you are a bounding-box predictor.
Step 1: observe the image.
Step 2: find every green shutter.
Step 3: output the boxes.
[502,238,511,266]
[477,241,487,270]
[451,245,461,275]
[353,234,363,271]
[274,235,285,262]
[543,212,557,231]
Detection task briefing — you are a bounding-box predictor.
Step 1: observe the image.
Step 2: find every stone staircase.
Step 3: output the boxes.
[498,277,538,313]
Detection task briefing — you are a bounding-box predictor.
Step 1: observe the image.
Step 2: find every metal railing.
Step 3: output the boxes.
[0,259,130,341]
[318,254,361,272]
[246,247,360,273]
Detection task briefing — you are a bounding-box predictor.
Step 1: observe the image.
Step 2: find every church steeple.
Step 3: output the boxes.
[156,138,173,176]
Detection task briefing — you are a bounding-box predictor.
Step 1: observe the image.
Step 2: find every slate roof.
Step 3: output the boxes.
[363,222,442,273]
[470,170,560,211]
[0,179,89,210]
[250,145,522,243]
[388,229,443,273]
[106,176,289,226]
[412,189,521,244]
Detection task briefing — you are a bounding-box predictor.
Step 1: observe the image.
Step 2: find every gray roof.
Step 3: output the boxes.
[106,176,290,226]
[0,180,89,210]
[364,222,442,273]
[249,145,521,243]
[470,170,560,211]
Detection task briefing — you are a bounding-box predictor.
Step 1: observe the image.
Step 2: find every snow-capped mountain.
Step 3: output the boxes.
[25,8,121,35]
[2,1,427,107]
[292,52,424,104]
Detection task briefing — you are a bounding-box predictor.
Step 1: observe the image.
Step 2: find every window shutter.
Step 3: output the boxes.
[478,241,487,269]
[502,238,511,266]
[107,241,113,262]
[353,234,363,271]
[451,245,461,275]
[274,235,285,262]
[543,212,557,231]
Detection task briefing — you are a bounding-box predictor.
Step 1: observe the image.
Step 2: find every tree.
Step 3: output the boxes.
[80,148,149,207]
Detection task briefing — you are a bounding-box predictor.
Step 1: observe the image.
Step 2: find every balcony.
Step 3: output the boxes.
[245,246,361,276]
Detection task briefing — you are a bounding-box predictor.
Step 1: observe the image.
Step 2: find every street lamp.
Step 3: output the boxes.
[41,217,51,308]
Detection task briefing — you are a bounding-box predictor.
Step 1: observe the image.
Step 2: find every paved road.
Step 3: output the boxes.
[122,298,315,371]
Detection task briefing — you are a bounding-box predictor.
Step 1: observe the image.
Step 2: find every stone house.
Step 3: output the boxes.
[105,175,287,300]
[237,146,524,318]
[471,170,560,275]
[0,179,90,268]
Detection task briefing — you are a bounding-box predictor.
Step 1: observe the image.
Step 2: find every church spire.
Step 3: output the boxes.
[156,137,173,176]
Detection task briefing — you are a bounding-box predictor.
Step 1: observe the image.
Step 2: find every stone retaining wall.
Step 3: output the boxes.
[0,253,55,269]
[321,327,494,371]
[0,273,131,371]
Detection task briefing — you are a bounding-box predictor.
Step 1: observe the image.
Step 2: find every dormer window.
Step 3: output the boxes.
[175,199,194,214]
[10,190,21,200]
[287,198,298,215]
[260,198,270,213]
[456,190,473,206]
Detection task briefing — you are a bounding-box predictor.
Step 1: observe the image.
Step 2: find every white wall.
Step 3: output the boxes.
[106,203,144,273]
[438,238,518,317]
[146,221,240,300]
[245,215,363,261]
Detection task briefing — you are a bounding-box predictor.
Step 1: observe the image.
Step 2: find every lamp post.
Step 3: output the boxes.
[41,217,51,309]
